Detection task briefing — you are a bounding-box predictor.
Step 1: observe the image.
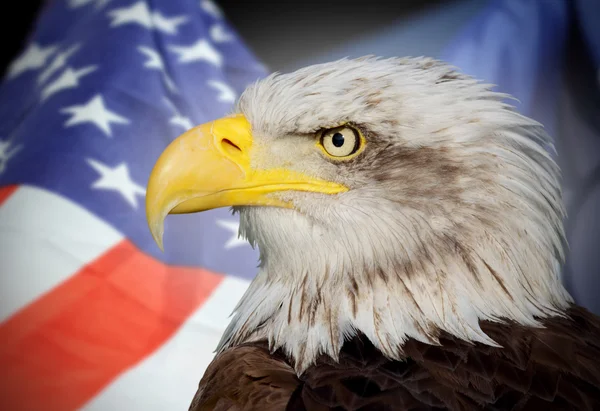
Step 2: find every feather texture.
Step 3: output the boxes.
[190,305,600,410]
[222,57,573,372]
[180,56,594,409]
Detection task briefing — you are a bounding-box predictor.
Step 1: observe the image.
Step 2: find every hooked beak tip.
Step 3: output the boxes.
[148,218,165,252]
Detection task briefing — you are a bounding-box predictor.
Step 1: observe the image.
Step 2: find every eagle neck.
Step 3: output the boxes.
[217,249,573,374]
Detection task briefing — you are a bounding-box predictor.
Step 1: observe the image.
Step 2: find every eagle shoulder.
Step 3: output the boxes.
[189,342,300,411]
[190,305,600,410]
[292,305,600,410]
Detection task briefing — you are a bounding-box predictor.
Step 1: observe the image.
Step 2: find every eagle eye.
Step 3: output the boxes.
[319,125,362,158]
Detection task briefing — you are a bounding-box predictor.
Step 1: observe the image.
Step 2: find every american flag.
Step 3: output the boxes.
[2,0,596,409]
[0,0,265,409]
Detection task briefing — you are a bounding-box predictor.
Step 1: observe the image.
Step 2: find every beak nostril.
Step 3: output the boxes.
[221,138,242,156]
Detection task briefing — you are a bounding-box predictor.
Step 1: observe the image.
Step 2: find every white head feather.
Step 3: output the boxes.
[216,56,572,373]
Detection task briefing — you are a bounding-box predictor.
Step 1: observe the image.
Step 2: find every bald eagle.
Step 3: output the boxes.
[146,57,600,410]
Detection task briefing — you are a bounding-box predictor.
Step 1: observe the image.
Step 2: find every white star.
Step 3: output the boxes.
[107,2,188,35]
[207,80,236,103]
[68,0,94,7]
[40,65,97,101]
[164,98,194,130]
[138,46,177,92]
[68,0,112,8]
[152,12,189,35]
[38,43,82,85]
[210,24,234,43]
[86,158,146,208]
[200,0,223,18]
[94,0,113,9]
[170,114,194,130]
[138,46,164,70]
[216,220,249,249]
[107,2,151,27]
[169,39,222,67]
[0,139,22,175]
[7,43,57,79]
[61,94,130,137]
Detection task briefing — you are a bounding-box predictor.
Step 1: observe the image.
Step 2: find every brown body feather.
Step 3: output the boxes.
[189,305,600,411]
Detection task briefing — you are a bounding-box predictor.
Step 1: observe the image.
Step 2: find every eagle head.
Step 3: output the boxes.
[146,57,572,373]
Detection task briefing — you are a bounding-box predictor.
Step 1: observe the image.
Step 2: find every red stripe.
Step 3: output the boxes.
[0,185,18,206]
[0,240,223,411]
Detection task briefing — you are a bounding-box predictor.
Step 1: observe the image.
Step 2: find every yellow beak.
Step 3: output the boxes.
[145,114,348,250]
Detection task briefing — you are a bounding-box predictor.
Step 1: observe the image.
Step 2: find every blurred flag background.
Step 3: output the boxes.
[0,0,598,409]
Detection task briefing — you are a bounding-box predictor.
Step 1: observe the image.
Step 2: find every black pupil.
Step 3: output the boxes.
[332,132,345,147]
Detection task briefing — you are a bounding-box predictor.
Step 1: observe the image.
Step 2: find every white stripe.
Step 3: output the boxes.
[191,275,251,332]
[0,185,123,322]
[81,276,250,411]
